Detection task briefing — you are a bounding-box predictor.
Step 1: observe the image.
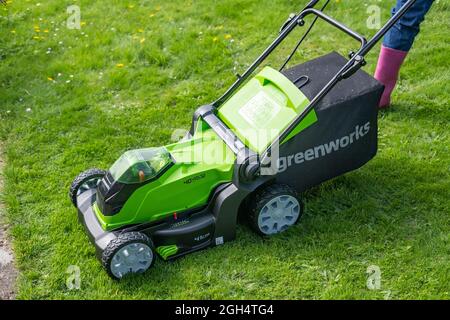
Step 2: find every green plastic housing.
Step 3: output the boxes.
[95,121,236,230]
[218,66,317,153]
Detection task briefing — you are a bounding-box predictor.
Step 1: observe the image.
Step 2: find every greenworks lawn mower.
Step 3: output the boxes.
[70,0,418,279]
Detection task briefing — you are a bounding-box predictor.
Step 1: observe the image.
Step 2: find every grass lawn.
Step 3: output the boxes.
[0,0,449,299]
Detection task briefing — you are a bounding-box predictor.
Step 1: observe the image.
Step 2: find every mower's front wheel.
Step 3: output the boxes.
[69,168,106,207]
[247,184,303,236]
[102,232,155,280]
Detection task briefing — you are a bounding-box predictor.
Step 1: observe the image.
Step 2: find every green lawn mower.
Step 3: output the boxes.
[70,0,418,279]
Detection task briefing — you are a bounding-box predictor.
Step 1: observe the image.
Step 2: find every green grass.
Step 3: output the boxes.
[0,0,449,299]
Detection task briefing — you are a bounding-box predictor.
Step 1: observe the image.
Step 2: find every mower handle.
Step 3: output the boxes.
[213,1,326,108]
[299,8,367,49]
[259,0,418,168]
[206,0,418,180]
[279,0,322,33]
[305,0,321,9]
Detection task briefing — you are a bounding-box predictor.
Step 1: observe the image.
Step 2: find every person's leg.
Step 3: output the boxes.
[375,0,434,108]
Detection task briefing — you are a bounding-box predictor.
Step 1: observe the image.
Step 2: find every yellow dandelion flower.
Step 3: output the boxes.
[47,77,54,81]
[128,4,135,9]
[213,37,219,42]
[140,38,146,44]
[225,34,232,40]
[11,30,16,34]
[116,63,125,68]
[138,28,144,33]
[44,29,49,33]
[149,13,155,17]
[80,21,87,26]
[33,36,40,40]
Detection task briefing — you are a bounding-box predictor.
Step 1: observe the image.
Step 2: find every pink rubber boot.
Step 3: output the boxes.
[374,45,408,108]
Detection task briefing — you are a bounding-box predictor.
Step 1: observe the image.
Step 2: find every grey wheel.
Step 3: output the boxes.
[102,232,155,280]
[257,195,300,235]
[110,243,153,278]
[247,184,303,236]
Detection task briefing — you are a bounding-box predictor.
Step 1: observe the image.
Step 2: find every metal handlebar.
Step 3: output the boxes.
[305,0,321,9]
[201,0,419,180]
[299,8,367,48]
[260,0,418,167]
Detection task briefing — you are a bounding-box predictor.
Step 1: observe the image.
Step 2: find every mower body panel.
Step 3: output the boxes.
[76,180,252,260]
[218,66,317,153]
[95,123,236,231]
[76,188,117,257]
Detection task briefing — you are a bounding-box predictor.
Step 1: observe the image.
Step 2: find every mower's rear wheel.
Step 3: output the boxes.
[247,184,302,236]
[69,168,106,207]
[102,232,155,280]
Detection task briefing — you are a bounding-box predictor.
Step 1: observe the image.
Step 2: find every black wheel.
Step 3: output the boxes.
[247,184,303,236]
[69,168,106,207]
[102,232,155,280]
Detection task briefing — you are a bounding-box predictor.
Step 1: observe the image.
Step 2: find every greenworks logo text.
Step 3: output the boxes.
[278,122,371,172]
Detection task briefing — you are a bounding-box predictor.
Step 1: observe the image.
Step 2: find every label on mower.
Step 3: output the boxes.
[238,91,281,127]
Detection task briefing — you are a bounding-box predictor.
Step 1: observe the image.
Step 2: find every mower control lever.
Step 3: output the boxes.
[279,13,296,34]
[341,55,366,80]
